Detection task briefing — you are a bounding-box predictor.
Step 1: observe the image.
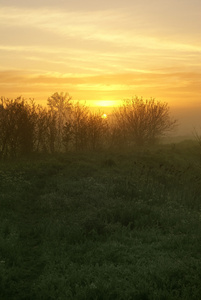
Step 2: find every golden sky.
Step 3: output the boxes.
[0,0,201,110]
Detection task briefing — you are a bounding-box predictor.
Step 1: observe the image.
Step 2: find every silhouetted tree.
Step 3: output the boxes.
[34,106,47,152]
[0,98,8,158]
[0,97,36,158]
[62,104,107,152]
[193,128,201,149]
[62,121,73,152]
[47,92,72,151]
[47,110,58,154]
[113,97,177,147]
[70,102,89,151]
[0,94,178,157]
[87,112,108,151]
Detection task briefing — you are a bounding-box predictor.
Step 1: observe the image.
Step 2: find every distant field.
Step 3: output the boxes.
[0,141,201,300]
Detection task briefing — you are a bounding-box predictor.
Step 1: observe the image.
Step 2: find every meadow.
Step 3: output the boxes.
[0,141,201,300]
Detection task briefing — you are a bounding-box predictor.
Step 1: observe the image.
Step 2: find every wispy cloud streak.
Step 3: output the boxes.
[0,3,201,107]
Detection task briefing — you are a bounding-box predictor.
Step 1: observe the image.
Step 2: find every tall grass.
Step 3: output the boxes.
[0,141,201,299]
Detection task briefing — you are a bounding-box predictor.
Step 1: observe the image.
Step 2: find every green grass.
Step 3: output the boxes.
[0,142,201,299]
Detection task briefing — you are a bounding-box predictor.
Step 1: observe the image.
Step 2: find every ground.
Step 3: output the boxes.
[0,141,201,299]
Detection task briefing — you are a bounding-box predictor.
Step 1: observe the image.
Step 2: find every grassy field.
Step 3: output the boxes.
[0,141,201,300]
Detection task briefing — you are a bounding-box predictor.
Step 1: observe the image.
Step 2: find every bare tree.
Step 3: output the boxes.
[34,105,49,153]
[62,121,73,152]
[47,92,72,151]
[70,102,89,151]
[113,97,177,147]
[62,104,107,152]
[0,97,36,158]
[87,112,108,151]
[193,127,201,148]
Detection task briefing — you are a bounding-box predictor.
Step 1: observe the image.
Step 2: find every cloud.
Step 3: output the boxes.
[0,4,200,107]
[1,6,201,53]
[1,69,200,104]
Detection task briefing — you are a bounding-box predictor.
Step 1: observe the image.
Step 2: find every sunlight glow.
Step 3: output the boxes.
[94,100,120,107]
[0,2,201,110]
[101,113,107,119]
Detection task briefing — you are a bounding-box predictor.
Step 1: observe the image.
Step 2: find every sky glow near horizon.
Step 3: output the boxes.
[0,0,201,112]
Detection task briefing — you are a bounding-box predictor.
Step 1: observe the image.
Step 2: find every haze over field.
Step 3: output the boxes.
[0,0,201,134]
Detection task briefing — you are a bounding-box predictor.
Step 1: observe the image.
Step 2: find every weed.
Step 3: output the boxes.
[0,143,201,299]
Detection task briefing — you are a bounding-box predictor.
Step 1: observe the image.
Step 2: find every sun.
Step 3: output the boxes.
[101,113,107,119]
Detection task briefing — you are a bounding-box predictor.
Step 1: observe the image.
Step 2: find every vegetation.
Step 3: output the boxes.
[0,93,200,299]
[0,141,201,299]
[113,98,177,147]
[0,94,177,158]
[193,127,201,149]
